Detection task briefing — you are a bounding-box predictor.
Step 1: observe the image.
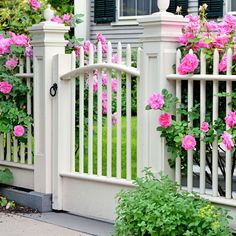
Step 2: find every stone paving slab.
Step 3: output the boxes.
[0,213,91,236]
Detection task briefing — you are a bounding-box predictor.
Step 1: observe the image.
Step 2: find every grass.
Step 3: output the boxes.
[75,117,137,179]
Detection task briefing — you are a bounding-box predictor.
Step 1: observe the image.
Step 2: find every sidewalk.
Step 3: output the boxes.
[0,213,91,236]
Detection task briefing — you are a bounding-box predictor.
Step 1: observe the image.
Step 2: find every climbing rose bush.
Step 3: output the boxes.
[0,0,83,138]
[177,6,236,75]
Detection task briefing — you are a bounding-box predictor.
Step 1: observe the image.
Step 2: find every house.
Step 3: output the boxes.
[74,0,236,48]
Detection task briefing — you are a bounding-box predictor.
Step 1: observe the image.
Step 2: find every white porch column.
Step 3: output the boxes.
[28,6,70,194]
[137,1,187,178]
[74,0,90,40]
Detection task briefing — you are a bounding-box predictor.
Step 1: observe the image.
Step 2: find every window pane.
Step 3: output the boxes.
[137,0,150,15]
[120,0,136,16]
[232,0,236,11]
[151,0,158,13]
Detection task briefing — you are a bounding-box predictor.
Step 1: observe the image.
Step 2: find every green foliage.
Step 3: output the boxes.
[115,169,232,236]
[0,168,13,185]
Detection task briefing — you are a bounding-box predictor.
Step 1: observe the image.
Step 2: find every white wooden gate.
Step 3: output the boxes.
[52,42,142,221]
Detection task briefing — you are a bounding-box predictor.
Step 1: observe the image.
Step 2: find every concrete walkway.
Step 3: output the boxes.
[0,213,91,236]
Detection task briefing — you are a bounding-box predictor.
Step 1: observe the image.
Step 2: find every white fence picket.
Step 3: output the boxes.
[88,44,94,175]
[107,42,112,178]
[200,50,206,195]
[175,49,182,186]
[116,42,122,179]
[212,49,219,197]
[97,42,103,176]
[126,44,132,181]
[226,48,233,199]
[79,47,85,174]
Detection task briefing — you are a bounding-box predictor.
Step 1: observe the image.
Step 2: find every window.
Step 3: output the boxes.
[119,0,158,17]
[229,0,236,12]
[198,0,223,18]
[119,0,188,18]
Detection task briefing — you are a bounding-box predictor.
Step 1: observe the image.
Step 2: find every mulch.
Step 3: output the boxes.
[0,193,39,214]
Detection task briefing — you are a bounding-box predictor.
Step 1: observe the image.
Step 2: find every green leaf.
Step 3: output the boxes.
[0,168,13,184]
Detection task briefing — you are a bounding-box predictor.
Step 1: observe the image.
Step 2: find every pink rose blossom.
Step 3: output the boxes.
[102,72,107,86]
[178,53,199,75]
[179,36,188,45]
[83,40,96,55]
[225,111,236,128]
[0,38,11,54]
[102,43,107,53]
[14,125,25,137]
[221,131,234,151]
[5,58,18,70]
[147,93,164,110]
[0,81,12,94]
[219,54,227,72]
[111,79,117,92]
[112,54,118,63]
[182,135,197,151]
[86,76,98,92]
[25,46,33,58]
[96,33,106,44]
[201,122,209,132]
[29,0,40,10]
[11,34,29,47]
[102,92,107,114]
[159,113,172,128]
[62,13,71,22]
[52,16,63,24]
[112,112,117,125]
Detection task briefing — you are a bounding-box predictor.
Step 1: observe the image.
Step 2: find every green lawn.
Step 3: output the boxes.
[75,117,137,179]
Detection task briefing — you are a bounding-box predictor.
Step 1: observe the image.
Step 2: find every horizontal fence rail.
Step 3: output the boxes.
[168,48,236,202]
[60,42,142,181]
[0,57,34,167]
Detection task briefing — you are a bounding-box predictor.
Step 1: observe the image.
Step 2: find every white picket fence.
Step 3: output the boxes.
[167,48,236,204]
[0,57,34,189]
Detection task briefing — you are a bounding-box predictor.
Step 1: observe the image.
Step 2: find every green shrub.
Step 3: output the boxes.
[115,169,232,236]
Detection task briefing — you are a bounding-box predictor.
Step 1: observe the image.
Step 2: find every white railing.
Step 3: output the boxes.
[0,57,34,167]
[167,48,235,201]
[60,42,141,181]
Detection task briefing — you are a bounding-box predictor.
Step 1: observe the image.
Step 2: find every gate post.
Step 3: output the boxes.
[138,1,187,178]
[29,6,70,194]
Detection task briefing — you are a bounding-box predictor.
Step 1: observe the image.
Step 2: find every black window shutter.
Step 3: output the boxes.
[198,0,223,18]
[94,0,116,24]
[168,0,188,16]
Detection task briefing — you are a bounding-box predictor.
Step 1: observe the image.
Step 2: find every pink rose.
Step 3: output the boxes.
[52,16,63,24]
[221,131,234,151]
[225,111,236,128]
[29,0,40,10]
[111,79,117,93]
[112,112,117,125]
[182,135,196,151]
[62,13,71,22]
[83,40,96,55]
[14,125,25,137]
[102,92,107,114]
[178,53,199,75]
[147,93,164,110]
[159,113,172,128]
[219,54,227,72]
[5,58,18,70]
[86,76,98,92]
[25,46,33,58]
[96,33,106,45]
[201,122,209,132]
[11,34,29,47]
[102,72,107,86]
[0,38,11,54]
[0,81,13,94]
[112,54,118,63]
